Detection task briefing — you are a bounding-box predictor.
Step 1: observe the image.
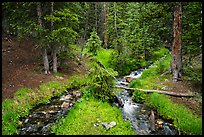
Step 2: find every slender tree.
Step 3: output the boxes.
[37,2,50,74]
[171,2,182,82]
[50,2,57,73]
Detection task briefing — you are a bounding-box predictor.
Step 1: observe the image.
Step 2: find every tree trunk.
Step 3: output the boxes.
[52,46,57,73]
[103,2,107,49]
[50,2,57,73]
[42,48,50,74]
[116,86,195,97]
[171,2,182,82]
[114,2,118,36]
[37,2,50,74]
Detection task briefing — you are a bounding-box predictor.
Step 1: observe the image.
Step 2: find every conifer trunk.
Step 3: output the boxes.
[37,2,50,74]
[171,2,182,82]
[50,2,57,73]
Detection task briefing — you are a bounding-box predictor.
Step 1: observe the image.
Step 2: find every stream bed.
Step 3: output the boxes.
[114,67,179,135]
[17,90,82,135]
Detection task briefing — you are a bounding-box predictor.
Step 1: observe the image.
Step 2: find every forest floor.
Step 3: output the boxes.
[2,35,87,102]
[2,35,202,117]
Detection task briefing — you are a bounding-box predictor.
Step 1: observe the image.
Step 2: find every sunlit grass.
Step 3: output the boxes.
[96,48,115,68]
[149,93,202,135]
[130,50,202,135]
[51,97,135,135]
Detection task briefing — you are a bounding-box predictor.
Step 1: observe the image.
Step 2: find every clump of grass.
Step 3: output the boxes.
[96,48,115,68]
[150,47,169,62]
[51,96,135,135]
[149,93,202,135]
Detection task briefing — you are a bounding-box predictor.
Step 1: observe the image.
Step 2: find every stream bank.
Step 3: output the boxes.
[114,67,179,135]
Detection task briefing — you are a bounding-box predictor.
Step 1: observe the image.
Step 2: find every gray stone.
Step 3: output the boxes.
[109,121,116,128]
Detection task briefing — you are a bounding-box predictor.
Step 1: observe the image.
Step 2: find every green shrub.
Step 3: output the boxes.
[88,58,118,102]
[133,90,148,103]
[85,29,102,56]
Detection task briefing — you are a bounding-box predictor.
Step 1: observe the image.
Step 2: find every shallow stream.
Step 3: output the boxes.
[114,67,179,135]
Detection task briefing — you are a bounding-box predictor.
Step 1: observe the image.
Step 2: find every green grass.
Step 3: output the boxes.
[51,96,135,135]
[129,51,202,135]
[96,48,115,68]
[149,93,202,135]
[129,53,171,90]
[2,74,87,135]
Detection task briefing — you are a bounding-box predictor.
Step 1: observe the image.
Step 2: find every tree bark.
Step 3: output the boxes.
[114,2,118,36]
[171,2,182,82]
[115,86,195,97]
[37,2,50,74]
[103,2,107,49]
[50,2,57,73]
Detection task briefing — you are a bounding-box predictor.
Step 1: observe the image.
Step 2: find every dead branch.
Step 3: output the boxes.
[115,86,195,97]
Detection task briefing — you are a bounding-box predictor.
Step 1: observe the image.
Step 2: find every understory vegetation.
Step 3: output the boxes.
[2,75,87,135]
[129,50,202,135]
[2,2,202,135]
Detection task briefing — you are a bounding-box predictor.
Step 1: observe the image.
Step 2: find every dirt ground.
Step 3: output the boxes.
[157,76,202,117]
[2,35,87,102]
[2,35,202,117]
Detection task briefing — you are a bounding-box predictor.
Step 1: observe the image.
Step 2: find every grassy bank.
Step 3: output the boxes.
[2,75,87,135]
[51,96,135,135]
[130,52,202,135]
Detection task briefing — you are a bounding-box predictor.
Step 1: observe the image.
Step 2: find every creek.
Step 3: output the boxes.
[17,55,179,135]
[114,66,179,135]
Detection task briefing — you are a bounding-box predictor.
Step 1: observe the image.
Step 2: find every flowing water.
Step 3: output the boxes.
[17,55,179,135]
[114,67,179,135]
[17,90,82,135]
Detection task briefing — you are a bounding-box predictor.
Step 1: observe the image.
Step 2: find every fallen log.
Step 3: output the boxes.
[115,85,195,97]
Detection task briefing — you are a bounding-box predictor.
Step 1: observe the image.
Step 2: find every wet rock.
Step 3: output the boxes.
[163,125,174,135]
[24,118,29,123]
[72,91,82,97]
[156,119,164,125]
[48,110,58,114]
[60,94,72,101]
[102,121,117,130]
[102,122,110,130]
[94,122,99,127]
[125,76,133,83]
[156,119,164,129]
[61,102,70,108]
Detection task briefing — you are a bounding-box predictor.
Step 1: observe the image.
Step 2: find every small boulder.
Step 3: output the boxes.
[72,91,82,97]
[125,76,133,83]
[156,119,164,129]
[109,121,116,128]
[61,102,70,108]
